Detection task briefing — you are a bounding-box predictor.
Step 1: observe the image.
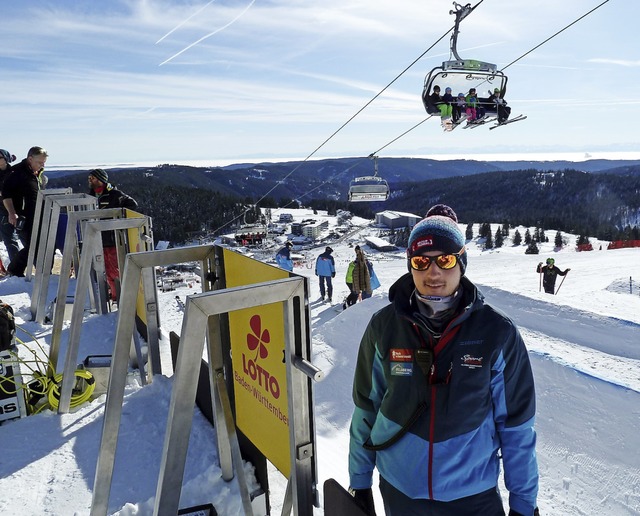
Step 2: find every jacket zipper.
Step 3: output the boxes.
[414,322,460,499]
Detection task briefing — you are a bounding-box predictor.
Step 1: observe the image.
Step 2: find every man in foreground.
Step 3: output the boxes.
[348,204,539,516]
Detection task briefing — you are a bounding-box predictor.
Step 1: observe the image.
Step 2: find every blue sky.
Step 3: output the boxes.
[2,0,639,168]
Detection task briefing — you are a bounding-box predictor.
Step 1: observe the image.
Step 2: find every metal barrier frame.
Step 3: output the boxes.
[57,216,154,413]
[26,188,72,281]
[29,193,97,323]
[49,208,124,374]
[91,248,319,516]
[91,246,217,516]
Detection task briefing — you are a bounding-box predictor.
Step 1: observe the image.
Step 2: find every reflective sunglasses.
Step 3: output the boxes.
[409,250,464,271]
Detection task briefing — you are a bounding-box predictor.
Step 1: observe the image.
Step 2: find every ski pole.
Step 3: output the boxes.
[555,271,569,295]
[539,266,542,292]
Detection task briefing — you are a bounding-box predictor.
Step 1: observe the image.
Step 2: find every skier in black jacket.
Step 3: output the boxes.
[0,149,19,267]
[88,168,138,301]
[2,146,48,277]
[536,258,570,294]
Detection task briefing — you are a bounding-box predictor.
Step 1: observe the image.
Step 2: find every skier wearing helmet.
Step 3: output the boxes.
[536,258,570,294]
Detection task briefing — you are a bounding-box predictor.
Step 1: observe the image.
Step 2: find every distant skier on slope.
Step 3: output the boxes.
[537,258,570,294]
[275,241,294,271]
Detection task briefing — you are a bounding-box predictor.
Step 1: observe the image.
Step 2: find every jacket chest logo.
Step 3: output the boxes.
[390,348,413,376]
[461,354,483,369]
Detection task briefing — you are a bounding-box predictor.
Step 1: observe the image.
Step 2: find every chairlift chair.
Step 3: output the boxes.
[422,2,510,120]
[347,155,390,202]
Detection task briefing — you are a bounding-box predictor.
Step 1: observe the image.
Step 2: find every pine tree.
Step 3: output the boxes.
[479,222,491,238]
[525,241,539,254]
[466,222,474,241]
[485,230,493,249]
[554,231,563,248]
[494,227,504,248]
[534,227,541,242]
[524,229,532,244]
[513,229,522,246]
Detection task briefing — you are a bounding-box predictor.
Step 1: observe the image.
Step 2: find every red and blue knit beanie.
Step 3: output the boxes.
[407,205,467,273]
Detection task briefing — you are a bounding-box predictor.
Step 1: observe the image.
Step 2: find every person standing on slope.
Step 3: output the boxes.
[0,149,20,270]
[352,246,372,302]
[536,258,570,294]
[2,146,48,277]
[88,168,138,301]
[275,241,294,271]
[315,246,336,302]
[348,204,539,516]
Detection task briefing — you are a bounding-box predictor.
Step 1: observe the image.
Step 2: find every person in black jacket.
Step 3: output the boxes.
[536,258,570,294]
[88,168,138,301]
[2,146,48,277]
[0,149,20,267]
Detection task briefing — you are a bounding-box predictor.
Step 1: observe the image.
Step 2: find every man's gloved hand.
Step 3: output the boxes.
[508,508,540,516]
[332,272,335,278]
[350,487,376,515]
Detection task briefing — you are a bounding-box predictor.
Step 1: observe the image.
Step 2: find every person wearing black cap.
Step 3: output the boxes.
[88,168,138,301]
[275,241,294,271]
[2,146,48,277]
[315,246,336,302]
[348,204,539,516]
[0,149,20,268]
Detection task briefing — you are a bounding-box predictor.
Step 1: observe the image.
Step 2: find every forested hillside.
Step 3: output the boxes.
[48,161,640,245]
[386,169,640,240]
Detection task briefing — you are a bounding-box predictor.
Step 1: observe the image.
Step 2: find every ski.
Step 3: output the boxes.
[489,115,527,130]
[465,116,497,129]
[462,115,489,129]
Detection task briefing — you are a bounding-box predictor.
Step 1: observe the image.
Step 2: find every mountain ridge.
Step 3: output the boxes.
[47,157,640,244]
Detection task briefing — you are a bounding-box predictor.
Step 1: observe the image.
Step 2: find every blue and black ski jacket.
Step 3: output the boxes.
[349,274,538,515]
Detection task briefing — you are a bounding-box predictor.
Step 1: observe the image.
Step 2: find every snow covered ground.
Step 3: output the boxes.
[0,208,639,515]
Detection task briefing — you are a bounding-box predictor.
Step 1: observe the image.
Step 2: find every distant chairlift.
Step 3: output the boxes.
[348,155,390,202]
[234,224,267,245]
[422,2,509,120]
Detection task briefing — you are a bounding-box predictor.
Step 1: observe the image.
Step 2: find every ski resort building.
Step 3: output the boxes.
[375,210,422,230]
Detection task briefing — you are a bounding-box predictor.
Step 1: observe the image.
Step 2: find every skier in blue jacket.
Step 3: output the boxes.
[348,204,539,516]
[315,246,336,302]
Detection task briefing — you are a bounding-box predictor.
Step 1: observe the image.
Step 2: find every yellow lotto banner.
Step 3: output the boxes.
[222,248,292,476]
[124,209,149,324]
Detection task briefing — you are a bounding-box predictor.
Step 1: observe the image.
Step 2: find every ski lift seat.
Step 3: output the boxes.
[348,176,390,202]
[422,64,508,117]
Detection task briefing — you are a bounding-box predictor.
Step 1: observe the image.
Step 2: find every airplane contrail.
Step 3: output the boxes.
[159,0,257,66]
[156,0,217,44]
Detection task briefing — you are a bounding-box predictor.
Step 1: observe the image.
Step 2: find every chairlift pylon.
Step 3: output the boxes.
[347,155,390,202]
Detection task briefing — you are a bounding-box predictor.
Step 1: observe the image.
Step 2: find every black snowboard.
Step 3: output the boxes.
[323,478,370,515]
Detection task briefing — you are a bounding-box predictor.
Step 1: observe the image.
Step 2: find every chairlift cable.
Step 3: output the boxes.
[215,1,611,235]
[369,117,433,156]
[367,0,612,153]
[500,0,611,71]
[211,28,454,235]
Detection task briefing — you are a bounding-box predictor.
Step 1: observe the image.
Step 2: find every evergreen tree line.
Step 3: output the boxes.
[49,172,377,244]
[386,168,640,241]
[49,165,640,246]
